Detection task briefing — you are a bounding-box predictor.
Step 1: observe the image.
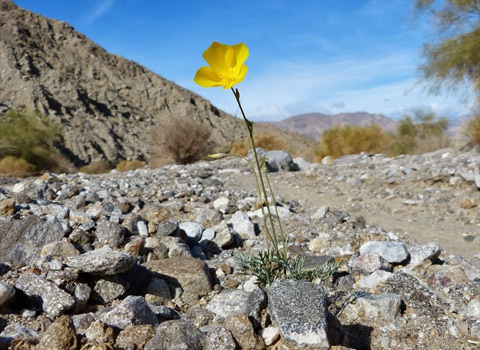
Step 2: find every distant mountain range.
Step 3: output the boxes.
[270,112,398,141]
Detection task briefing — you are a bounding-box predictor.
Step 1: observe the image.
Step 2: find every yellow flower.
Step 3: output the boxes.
[194,41,249,89]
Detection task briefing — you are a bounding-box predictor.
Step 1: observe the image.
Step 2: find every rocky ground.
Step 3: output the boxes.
[0,147,479,349]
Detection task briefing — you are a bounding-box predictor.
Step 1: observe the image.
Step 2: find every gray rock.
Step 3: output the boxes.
[98,295,158,330]
[160,236,192,258]
[224,313,265,349]
[357,270,392,289]
[94,220,126,248]
[349,252,392,274]
[406,242,442,270]
[66,246,136,275]
[247,288,268,329]
[269,279,329,348]
[359,240,410,264]
[229,210,256,239]
[179,221,204,242]
[15,273,75,316]
[148,304,181,322]
[340,292,401,326]
[205,326,236,350]
[72,283,91,313]
[470,321,480,340]
[211,222,234,249]
[0,215,65,267]
[145,277,172,305]
[466,298,480,319]
[144,319,204,350]
[0,282,15,307]
[207,289,251,318]
[0,323,39,345]
[91,276,129,304]
[265,150,299,172]
[143,257,212,297]
[454,257,480,281]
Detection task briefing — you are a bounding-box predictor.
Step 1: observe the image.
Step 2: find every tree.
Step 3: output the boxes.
[414,0,480,102]
[390,108,450,154]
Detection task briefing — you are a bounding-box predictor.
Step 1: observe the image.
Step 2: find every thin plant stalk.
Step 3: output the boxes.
[231,87,282,256]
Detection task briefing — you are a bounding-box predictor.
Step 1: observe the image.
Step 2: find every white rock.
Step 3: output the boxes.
[0,282,15,307]
[137,220,149,237]
[260,326,281,346]
[213,197,230,210]
[229,211,256,239]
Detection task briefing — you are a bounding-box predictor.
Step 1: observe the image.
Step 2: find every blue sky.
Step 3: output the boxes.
[14,0,473,121]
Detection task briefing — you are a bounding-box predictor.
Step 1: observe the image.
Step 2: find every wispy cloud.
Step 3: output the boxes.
[85,0,115,25]
[183,50,471,122]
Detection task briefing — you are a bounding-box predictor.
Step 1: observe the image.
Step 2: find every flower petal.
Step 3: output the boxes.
[203,42,230,76]
[233,43,249,66]
[222,64,248,89]
[194,66,223,87]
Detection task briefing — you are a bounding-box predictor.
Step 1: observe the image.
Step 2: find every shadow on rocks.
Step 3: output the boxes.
[327,312,373,350]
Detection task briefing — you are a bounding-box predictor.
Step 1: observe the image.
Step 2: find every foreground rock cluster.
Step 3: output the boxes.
[0,148,479,349]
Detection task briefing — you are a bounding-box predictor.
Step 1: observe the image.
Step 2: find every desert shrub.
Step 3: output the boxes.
[115,160,146,172]
[151,118,212,165]
[314,124,392,160]
[389,109,450,155]
[0,156,36,177]
[464,114,480,145]
[79,160,112,174]
[231,133,287,156]
[0,109,66,172]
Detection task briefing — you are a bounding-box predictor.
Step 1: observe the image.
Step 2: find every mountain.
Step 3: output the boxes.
[271,112,398,140]
[0,0,314,166]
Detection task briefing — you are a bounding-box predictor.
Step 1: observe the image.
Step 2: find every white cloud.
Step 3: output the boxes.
[182,50,472,122]
[85,0,115,24]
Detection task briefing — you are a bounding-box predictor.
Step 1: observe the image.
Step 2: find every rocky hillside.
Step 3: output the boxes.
[272,112,398,140]
[0,0,314,166]
[0,148,479,349]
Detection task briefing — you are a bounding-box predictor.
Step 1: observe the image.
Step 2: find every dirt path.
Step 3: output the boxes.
[220,169,480,268]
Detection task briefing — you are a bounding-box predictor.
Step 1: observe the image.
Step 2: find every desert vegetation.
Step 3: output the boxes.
[0,109,70,176]
[314,109,451,160]
[230,133,287,156]
[150,117,212,166]
[464,114,480,146]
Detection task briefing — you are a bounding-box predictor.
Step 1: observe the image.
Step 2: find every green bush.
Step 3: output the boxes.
[151,117,212,165]
[389,109,450,155]
[0,109,66,172]
[464,114,480,145]
[314,124,392,160]
[0,156,36,177]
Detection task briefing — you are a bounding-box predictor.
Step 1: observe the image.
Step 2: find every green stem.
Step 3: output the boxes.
[231,88,280,255]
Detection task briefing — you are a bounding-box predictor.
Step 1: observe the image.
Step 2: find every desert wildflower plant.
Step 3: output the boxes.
[194,41,339,289]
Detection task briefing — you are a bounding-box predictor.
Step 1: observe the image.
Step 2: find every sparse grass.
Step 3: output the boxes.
[151,118,212,165]
[235,251,340,289]
[464,114,480,145]
[314,124,393,160]
[115,160,146,172]
[231,133,287,156]
[0,156,36,177]
[79,160,112,174]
